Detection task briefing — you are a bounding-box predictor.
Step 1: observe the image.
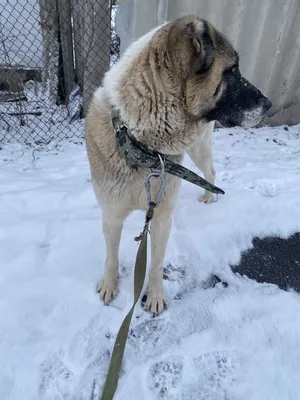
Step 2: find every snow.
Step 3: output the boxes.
[0,81,85,143]
[1,124,300,399]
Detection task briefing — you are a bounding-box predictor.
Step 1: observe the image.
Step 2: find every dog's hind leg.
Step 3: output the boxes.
[97,209,128,304]
[146,206,172,315]
[187,121,216,204]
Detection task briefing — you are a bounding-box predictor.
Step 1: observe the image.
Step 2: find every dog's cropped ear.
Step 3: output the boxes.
[192,37,201,54]
[186,22,202,55]
[186,20,215,74]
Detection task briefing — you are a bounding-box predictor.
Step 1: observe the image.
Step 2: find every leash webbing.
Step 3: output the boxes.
[100,207,153,400]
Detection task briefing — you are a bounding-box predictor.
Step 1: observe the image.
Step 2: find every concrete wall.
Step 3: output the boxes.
[116,0,300,126]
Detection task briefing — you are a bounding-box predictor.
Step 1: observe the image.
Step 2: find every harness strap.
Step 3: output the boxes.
[112,110,225,196]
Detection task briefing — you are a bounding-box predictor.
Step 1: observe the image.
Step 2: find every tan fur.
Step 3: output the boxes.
[85,16,239,314]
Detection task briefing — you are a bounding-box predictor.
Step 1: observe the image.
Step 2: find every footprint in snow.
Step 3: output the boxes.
[148,356,183,399]
[71,350,110,400]
[129,305,212,358]
[66,312,115,399]
[163,263,186,282]
[39,350,74,398]
[68,312,110,367]
[256,180,282,197]
[245,179,282,197]
[128,318,174,358]
[119,262,132,278]
[220,171,235,184]
[140,262,188,307]
[182,351,244,400]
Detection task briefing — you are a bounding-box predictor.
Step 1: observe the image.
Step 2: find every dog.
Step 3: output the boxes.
[85,15,272,315]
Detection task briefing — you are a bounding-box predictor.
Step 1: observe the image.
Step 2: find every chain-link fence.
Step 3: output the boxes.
[0,0,119,144]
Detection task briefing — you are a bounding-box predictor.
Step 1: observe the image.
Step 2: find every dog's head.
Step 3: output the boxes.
[164,16,272,128]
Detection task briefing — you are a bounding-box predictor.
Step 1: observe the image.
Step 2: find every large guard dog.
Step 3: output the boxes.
[85,16,272,314]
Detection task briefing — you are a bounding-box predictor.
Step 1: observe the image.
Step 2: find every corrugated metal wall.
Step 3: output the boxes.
[116,0,300,125]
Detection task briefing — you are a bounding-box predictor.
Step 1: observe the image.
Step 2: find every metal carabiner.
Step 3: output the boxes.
[145,172,166,208]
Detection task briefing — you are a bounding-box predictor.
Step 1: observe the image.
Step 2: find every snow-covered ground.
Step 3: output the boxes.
[0,82,84,144]
[1,124,300,400]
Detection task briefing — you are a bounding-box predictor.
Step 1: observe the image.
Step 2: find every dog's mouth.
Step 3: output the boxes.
[205,94,272,129]
[218,102,272,129]
[211,76,272,129]
[240,105,270,128]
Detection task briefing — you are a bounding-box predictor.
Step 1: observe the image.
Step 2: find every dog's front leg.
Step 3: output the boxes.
[187,121,216,204]
[97,211,127,304]
[146,208,172,315]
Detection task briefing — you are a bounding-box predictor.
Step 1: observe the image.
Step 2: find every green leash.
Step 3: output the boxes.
[100,205,154,400]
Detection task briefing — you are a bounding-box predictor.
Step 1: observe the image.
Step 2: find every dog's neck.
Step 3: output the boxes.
[110,97,207,158]
[111,49,208,156]
[111,107,225,196]
[111,106,181,162]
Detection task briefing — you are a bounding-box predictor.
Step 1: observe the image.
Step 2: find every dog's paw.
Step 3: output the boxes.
[96,277,119,304]
[199,192,214,204]
[146,289,167,315]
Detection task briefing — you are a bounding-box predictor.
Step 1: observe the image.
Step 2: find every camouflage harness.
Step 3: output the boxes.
[112,109,225,196]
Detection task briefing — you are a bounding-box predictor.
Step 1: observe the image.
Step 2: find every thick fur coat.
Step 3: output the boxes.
[85,15,271,314]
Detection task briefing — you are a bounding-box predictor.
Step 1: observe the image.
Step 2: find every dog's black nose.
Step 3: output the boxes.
[262,98,272,112]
